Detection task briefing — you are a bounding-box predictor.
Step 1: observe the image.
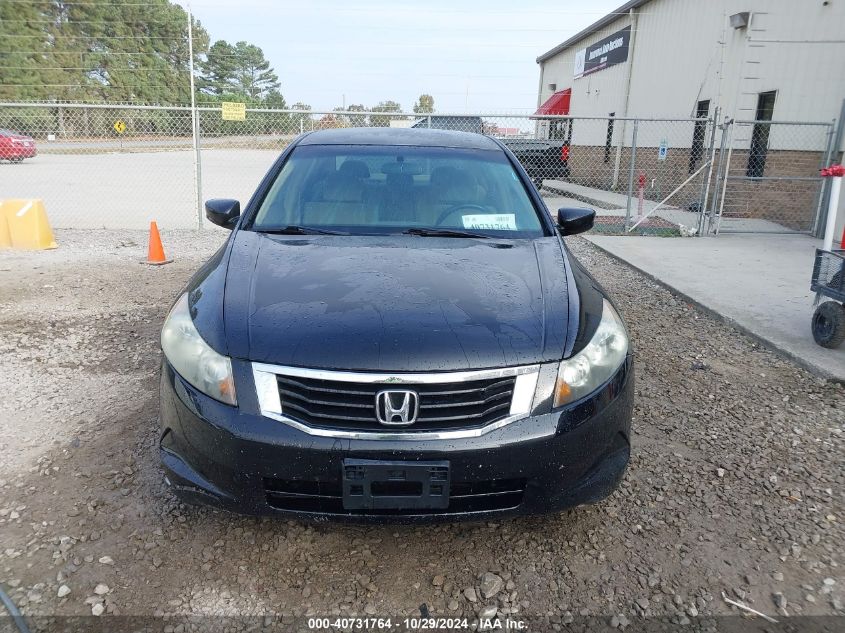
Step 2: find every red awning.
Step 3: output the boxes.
[533,89,571,117]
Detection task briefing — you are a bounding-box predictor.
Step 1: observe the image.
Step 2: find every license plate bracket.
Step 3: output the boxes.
[342,459,450,510]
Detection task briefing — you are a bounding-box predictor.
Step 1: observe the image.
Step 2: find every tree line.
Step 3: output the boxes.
[0,0,281,106]
[0,0,437,113]
[0,0,437,137]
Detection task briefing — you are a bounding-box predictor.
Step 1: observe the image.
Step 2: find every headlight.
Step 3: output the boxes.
[553,298,628,407]
[161,293,237,405]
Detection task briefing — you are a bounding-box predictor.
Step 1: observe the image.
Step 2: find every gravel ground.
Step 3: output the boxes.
[1,229,843,631]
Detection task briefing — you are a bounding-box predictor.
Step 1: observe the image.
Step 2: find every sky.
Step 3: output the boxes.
[181,0,624,113]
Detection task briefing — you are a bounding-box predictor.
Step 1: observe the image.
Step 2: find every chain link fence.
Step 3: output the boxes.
[707,120,836,234]
[0,102,834,236]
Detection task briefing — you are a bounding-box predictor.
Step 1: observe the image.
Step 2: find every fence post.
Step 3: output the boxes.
[814,98,845,237]
[713,121,735,235]
[707,119,730,234]
[697,110,719,236]
[193,108,204,230]
[187,8,203,230]
[811,121,837,236]
[624,119,639,231]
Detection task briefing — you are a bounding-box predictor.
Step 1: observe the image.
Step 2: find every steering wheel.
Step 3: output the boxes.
[434,204,489,227]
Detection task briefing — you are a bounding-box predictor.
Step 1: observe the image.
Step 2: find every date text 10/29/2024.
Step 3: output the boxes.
[307,617,529,630]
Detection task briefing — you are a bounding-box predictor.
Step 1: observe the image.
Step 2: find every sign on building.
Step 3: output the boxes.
[658,139,668,161]
[221,102,246,121]
[574,26,631,78]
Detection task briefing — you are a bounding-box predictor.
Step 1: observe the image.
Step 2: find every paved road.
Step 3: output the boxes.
[40,133,297,151]
[0,149,280,229]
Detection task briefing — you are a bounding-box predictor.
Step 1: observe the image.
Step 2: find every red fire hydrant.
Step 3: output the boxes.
[637,172,646,220]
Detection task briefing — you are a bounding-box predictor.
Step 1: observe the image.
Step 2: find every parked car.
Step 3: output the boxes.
[412,115,571,188]
[503,138,571,188]
[159,127,633,521]
[0,129,37,162]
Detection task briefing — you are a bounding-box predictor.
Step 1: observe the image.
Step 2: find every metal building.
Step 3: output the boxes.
[533,0,845,235]
[536,0,844,128]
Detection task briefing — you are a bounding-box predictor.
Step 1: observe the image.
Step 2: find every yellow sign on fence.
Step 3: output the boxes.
[221,102,246,121]
[113,120,126,134]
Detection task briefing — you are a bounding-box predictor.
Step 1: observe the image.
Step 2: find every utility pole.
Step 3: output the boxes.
[188,6,203,230]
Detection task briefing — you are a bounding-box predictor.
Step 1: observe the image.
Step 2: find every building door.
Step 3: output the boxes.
[746,91,777,178]
[688,100,709,173]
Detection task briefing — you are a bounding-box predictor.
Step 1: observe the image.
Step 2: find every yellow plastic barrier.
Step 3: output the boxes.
[0,199,57,250]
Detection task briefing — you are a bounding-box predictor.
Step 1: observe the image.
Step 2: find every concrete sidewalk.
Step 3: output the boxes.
[584,232,845,382]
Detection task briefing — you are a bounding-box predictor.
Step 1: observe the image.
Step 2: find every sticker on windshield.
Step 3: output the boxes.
[461,214,517,231]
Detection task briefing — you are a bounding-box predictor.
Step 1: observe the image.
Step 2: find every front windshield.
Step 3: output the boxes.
[251,144,546,237]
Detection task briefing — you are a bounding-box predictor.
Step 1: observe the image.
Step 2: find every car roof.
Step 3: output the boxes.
[297,127,501,150]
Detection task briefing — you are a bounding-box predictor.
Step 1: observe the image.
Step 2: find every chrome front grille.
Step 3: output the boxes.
[276,374,515,432]
[252,363,541,439]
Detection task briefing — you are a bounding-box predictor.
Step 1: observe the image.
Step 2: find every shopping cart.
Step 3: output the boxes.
[810,248,845,348]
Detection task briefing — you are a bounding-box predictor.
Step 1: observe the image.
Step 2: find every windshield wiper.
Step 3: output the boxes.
[257,225,348,235]
[402,228,489,239]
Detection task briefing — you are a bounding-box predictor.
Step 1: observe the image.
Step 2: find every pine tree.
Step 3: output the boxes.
[232,42,280,99]
[200,40,238,96]
[0,0,210,103]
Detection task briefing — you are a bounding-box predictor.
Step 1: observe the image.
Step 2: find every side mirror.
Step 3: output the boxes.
[205,199,240,229]
[557,207,595,236]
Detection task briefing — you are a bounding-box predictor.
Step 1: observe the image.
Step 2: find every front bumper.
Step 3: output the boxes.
[159,358,633,522]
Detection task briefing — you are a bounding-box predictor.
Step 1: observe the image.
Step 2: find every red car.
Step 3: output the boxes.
[0,129,37,162]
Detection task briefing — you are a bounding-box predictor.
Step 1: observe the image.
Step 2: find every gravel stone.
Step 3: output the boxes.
[480,573,504,599]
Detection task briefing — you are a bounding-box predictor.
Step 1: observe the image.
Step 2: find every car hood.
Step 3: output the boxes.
[222,232,570,371]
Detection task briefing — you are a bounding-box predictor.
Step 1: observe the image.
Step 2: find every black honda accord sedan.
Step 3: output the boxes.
[159,127,633,521]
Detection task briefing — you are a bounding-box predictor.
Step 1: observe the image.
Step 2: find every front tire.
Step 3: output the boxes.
[811,301,845,348]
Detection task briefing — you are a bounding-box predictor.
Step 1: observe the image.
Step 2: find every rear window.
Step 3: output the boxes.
[251,144,546,237]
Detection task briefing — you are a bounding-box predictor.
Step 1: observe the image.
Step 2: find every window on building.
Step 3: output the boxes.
[746,91,777,178]
[604,113,615,163]
[688,100,709,174]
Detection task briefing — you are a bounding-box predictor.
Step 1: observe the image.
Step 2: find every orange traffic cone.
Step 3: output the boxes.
[142,221,172,265]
